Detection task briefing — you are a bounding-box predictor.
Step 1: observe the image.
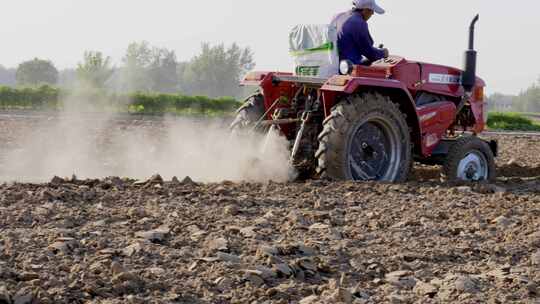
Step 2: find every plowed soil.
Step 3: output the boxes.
[0,113,539,304]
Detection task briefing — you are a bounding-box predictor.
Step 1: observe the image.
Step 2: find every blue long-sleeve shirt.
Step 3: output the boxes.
[334,10,385,65]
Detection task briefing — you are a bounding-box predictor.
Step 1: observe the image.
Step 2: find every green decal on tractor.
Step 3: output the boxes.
[295,66,320,77]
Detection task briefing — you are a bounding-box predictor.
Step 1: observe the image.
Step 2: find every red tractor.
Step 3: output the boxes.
[232,15,497,182]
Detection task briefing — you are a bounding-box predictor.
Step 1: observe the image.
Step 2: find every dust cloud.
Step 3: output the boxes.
[1,94,294,183]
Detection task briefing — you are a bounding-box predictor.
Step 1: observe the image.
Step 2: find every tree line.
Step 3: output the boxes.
[487,78,540,113]
[0,42,254,98]
[509,78,540,112]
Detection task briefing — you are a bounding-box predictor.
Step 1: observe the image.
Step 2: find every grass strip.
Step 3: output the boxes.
[0,86,242,116]
[487,112,540,131]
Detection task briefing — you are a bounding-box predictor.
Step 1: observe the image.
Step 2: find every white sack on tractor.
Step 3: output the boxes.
[289,24,339,78]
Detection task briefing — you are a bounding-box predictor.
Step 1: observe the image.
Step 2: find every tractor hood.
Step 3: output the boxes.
[344,56,485,98]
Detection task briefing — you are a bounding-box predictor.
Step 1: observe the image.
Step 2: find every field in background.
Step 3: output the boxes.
[2,85,540,132]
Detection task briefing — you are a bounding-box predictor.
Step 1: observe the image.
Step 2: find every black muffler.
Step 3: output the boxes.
[461,14,479,93]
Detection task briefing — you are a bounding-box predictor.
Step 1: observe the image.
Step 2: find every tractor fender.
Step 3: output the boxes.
[321,77,423,156]
[322,77,409,95]
[416,101,457,156]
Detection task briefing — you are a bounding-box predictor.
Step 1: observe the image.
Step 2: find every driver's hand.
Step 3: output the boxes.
[382,48,389,58]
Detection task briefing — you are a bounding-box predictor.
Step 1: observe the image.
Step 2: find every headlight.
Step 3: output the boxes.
[339,60,354,75]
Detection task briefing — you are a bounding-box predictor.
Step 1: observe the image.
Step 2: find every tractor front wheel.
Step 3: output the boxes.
[442,136,496,182]
[316,93,412,182]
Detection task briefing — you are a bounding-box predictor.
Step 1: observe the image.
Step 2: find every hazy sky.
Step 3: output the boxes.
[1,0,538,94]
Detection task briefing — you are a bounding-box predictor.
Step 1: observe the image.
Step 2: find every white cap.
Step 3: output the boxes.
[352,0,385,14]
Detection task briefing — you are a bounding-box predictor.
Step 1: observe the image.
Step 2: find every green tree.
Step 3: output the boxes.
[15,58,58,86]
[122,41,153,92]
[180,43,254,98]
[508,77,540,113]
[76,51,114,88]
[121,42,179,93]
[520,82,540,112]
[149,48,178,93]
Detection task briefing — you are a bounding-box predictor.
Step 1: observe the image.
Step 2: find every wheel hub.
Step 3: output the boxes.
[361,143,376,159]
[457,151,488,181]
[349,120,398,181]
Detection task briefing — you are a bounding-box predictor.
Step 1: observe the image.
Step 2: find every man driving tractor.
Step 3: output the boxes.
[334,0,389,65]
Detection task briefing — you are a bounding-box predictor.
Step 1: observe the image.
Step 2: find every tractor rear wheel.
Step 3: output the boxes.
[230,93,265,133]
[442,136,496,182]
[316,93,412,182]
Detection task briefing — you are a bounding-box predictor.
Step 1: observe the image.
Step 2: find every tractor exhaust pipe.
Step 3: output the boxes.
[461,14,479,93]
